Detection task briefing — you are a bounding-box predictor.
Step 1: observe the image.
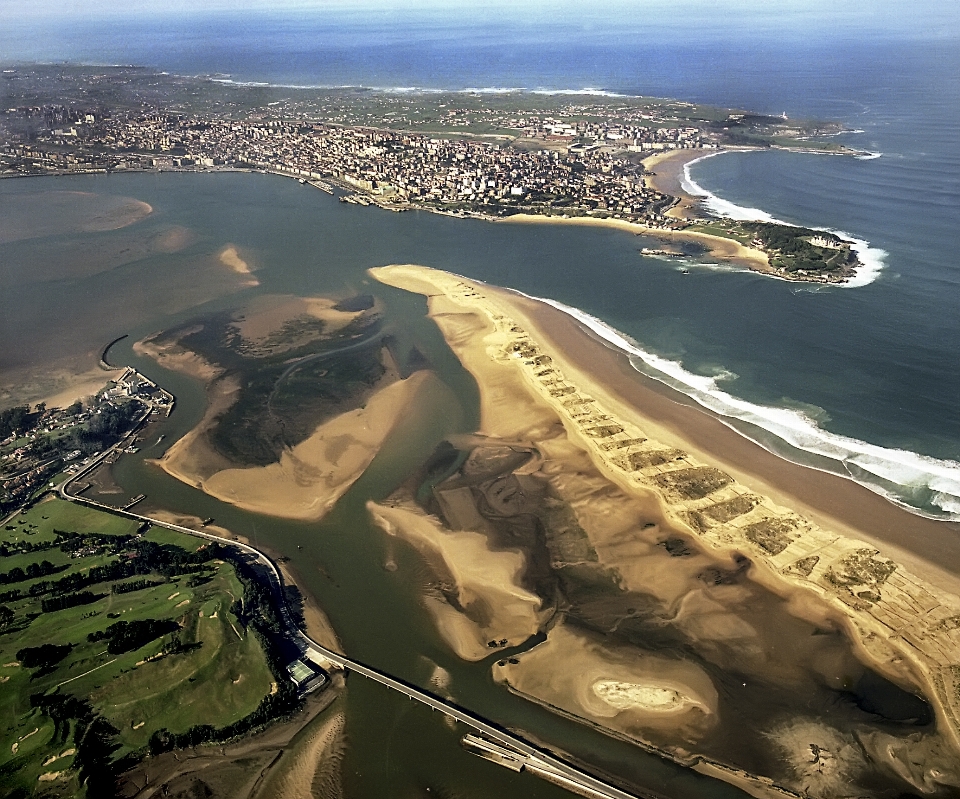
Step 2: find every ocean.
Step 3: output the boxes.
[4,6,957,520]
[2,9,960,796]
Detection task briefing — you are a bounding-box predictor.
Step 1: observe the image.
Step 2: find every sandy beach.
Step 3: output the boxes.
[218,244,260,287]
[370,264,960,778]
[641,148,723,219]
[368,498,546,660]
[498,146,774,271]
[173,370,440,522]
[499,211,770,271]
[137,292,406,522]
[34,366,120,410]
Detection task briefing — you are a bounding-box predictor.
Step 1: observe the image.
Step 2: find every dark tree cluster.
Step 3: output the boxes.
[2,535,217,605]
[71,399,146,454]
[16,642,72,670]
[0,405,33,439]
[41,590,98,613]
[30,692,120,796]
[112,578,164,595]
[88,618,180,655]
[147,552,302,756]
[0,559,67,585]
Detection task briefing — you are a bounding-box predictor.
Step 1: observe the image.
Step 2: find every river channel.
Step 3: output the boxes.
[3,170,770,799]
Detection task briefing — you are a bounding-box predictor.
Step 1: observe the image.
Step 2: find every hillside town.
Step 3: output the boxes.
[1,111,709,224]
[0,66,760,225]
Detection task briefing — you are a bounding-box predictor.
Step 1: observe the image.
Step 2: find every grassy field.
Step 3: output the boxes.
[0,497,275,798]
[686,220,755,246]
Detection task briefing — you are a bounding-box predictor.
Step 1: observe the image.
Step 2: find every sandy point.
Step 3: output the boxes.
[218,243,260,286]
[497,211,770,270]
[369,264,960,762]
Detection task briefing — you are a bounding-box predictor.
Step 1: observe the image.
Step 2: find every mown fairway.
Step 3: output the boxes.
[0,497,274,797]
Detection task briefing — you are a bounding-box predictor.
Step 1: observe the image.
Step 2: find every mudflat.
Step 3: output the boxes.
[370,264,960,798]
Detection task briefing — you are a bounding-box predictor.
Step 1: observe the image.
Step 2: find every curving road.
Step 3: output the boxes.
[57,404,647,799]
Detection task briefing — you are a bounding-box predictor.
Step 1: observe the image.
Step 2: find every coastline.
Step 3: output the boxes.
[641,147,727,219]
[370,264,960,770]
[1,154,873,286]
[498,211,771,271]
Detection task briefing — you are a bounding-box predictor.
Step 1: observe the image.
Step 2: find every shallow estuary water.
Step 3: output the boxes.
[2,164,956,796]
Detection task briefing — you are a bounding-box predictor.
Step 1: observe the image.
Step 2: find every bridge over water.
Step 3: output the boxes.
[57,432,646,799]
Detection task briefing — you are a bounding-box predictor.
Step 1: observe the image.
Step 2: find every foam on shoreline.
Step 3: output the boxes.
[516,291,960,522]
[370,264,960,786]
[681,152,887,287]
[204,77,632,96]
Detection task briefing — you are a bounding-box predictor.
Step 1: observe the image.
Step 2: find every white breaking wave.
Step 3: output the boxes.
[459,87,526,94]
[518,293,960,521]
[198,75,631,97]
[530,88,629,97]
[681,153,887,288]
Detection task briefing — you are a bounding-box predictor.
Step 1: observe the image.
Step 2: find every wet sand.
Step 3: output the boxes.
[218,244,260,287]
[136,332,239,484]
[368,498,546,660]
[0,190,152,245]
[370,264,960,764]
[253,707,346,799]
[35,367,119,410]
[116,678,343,799]
[231,294,365,349]
[494,622,718,738]
[500,212,770,271]
[177,371,440,522]
[137,307,422,523]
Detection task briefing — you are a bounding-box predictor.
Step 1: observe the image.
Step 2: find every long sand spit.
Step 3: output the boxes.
[369,264,960,760]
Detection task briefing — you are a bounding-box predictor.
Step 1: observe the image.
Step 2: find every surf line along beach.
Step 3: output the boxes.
[499,147,770,275]
[370,264,960,762]
[498,146,878,286]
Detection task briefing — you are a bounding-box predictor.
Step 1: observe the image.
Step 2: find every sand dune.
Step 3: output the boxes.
[370,264,960,770]
[494,622,717,739]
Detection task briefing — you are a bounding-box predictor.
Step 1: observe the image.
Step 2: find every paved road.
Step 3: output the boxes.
[57,426,646,799]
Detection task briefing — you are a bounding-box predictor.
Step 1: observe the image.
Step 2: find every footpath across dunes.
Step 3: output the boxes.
[370,264,960,797]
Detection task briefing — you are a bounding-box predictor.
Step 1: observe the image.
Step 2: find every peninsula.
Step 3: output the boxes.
[0,65,867,283]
